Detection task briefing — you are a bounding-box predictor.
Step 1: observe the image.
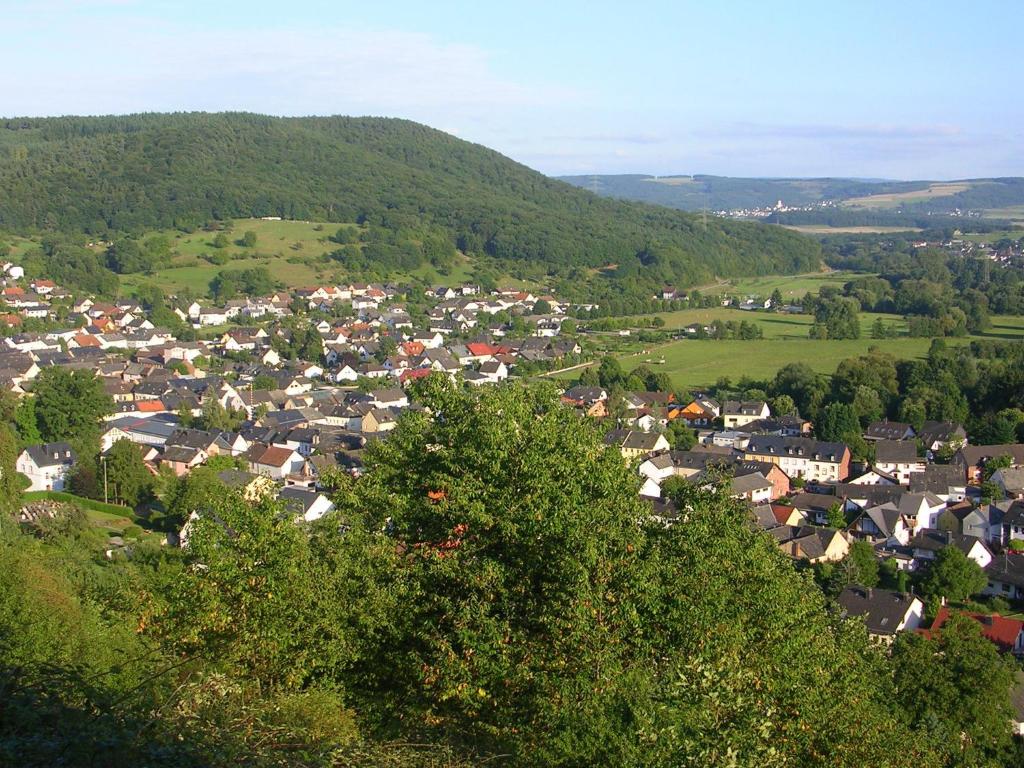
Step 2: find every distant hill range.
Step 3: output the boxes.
[0,113,820,293]
[558,174,1024,228]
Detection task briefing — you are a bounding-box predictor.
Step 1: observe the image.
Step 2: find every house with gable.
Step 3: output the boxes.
[838,586,924,644]
[722,400,770,429]
[873,440,926,485]
[16,442,77,491]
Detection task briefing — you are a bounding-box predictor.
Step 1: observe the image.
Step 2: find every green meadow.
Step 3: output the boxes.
[695,271,867,302]
[592,309,1024,390]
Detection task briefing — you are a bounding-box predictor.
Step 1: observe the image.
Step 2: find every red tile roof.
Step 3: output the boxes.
[928,607,1024,653]
[400,368,432,383]
[74,333,101,347]
[254,445,296,468]
[770,503,798,524]
[466,342,499,357]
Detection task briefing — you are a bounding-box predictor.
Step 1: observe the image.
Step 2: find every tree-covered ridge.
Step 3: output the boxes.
[0,113,820,291]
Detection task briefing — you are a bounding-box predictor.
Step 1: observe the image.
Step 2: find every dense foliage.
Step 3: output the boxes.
[823,235,1024,329]
[0,379,985,766]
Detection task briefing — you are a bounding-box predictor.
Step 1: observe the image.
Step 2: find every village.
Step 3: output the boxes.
[6,257,1024,729]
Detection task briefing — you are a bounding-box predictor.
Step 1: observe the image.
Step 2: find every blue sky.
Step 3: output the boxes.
[3,0,1022,178]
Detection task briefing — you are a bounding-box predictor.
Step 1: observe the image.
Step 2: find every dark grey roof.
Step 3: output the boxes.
[858,503,903,538]
[919,421,966,446]
[985,553,1024,588]
[161,445,203,464]
[957,444,1024,467]
[23,442,75,468]
[838,586,918,636]
[277,486,323,514]
[788,491,839,514]
[563,385,606,403]
[875,440,921,464]
[745,435,848,462]
[723,400,767,416]
[730,472,771,495]
[217,469,260,488]
[836,483,905,508]
[909,463,967,493]
[864,421,915,441]
[622,431,665,451]
[910,528,990,558]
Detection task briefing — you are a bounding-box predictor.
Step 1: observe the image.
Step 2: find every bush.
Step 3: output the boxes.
[123,524,143,539]
[988,596,1012,614]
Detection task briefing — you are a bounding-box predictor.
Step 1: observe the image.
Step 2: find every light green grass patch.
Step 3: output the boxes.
[695,271,867,302]
[608,311,1024,390]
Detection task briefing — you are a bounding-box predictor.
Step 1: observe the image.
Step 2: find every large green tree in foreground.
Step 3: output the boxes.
[327,376,942,766]
[7,377,1004,766]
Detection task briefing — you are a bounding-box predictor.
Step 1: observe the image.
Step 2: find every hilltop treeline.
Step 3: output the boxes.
[0,113,819,295]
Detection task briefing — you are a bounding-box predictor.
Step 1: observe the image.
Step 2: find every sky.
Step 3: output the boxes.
[3,0,1022,179]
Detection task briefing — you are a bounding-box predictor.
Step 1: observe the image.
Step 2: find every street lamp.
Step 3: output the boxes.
[100,454,108,505]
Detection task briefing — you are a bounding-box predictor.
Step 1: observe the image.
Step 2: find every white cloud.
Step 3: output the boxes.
[0,20,579,125]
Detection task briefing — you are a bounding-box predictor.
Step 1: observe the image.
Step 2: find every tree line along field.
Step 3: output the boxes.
[571,309,1024,391]
[695,270,866,302]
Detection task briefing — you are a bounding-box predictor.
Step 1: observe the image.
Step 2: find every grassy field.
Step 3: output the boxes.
[116,218,353,295]
[572,309,1024,390]
[982,205,1024,223]
[694,271,867,302]
[641,307,906,339]
[3,217,530,297]
[620,336,939,389]
[960,229,1024,244]
[783,225,922,235]
[843,182,973,209]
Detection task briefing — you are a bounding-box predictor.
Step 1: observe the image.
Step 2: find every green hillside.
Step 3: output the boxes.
[0,114,819,297]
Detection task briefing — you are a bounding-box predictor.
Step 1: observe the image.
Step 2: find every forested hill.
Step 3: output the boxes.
[0,113,819,289]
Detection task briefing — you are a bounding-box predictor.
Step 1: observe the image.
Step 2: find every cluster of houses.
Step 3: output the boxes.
[0,279,584,391]
[570,387,1024,662]
[1,276,593,533]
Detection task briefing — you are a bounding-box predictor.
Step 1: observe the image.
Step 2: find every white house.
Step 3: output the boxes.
[722,400,770,429]
[247,444,305,480]
[874,440,926,486]
[17,442,77,491]
[837,586,924,644]
[278,486,335,522]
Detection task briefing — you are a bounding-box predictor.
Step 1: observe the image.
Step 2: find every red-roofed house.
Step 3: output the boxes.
[30,279,56,295]
[72,333,102,349]
[401,340,426,357]
[927,607,1024,655]
[400,368,433,385]
[770,503,806,526]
